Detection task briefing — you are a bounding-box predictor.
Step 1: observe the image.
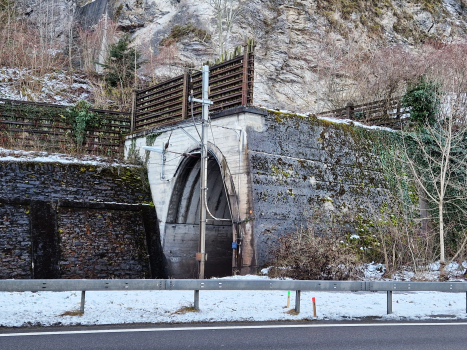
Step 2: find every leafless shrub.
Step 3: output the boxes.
[268,227,362,280]
[139,41,181,87]
[87,78,133,112]
[368,201,437,277]
[315,38,467,113]
[0,21,67,73]
[76,16,119,73]
[268,210,363,280]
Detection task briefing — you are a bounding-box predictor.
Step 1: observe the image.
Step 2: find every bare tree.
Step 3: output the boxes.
[206,0,243,56]
[76,16,118,72]
[398,91,467,276]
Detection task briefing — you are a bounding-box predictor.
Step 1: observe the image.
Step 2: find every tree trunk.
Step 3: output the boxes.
[439,202,446,278]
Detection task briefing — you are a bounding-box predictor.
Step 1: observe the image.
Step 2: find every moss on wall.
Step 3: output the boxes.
[247,111,402,267]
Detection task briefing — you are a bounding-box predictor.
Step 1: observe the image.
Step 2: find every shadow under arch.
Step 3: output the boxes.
[164,142,241,279]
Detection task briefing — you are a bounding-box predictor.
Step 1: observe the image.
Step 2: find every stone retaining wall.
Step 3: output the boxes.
[247,112,390,267]
[0,161,166,279]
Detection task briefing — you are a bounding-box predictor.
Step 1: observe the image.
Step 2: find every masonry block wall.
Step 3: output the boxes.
[0,161,166,279]
[247,112,389,267]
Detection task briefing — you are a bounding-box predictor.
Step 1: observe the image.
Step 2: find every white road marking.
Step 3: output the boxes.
[2,322,467,337]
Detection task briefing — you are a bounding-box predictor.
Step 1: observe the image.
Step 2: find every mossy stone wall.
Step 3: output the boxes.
[0,161,166,279]
[247,112,390,267]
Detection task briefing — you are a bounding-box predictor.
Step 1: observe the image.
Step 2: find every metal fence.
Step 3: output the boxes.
[2,279,467,316]
[131,40,255,133]
[316,98,410,129]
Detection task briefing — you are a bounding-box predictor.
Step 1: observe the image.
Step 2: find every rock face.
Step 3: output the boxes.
[13,0,467,112]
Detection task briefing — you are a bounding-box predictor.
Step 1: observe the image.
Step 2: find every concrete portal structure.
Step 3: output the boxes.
[126,107,265,278]
[125,107,389,278]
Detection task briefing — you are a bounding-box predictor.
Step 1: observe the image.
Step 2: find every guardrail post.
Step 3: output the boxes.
[387,291,392,314]
[194,290,200,310]
[80,291,86,314]
[295,290,301,313]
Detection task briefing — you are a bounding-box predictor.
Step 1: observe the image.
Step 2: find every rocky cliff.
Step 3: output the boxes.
[12,0,467,112]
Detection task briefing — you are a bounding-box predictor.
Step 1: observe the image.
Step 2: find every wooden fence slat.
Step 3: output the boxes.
[0,99,130,157]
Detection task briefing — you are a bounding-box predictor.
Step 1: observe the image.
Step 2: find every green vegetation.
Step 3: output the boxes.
[63,100,100,146]
[402,76,441,127]
[0,0,15,23]
[98,35,143,89]
[0,100,129,157]
[264,110,466,277]
[159,24,210,46]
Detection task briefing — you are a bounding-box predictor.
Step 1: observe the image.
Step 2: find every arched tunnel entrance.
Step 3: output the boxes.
[164,152,234,279]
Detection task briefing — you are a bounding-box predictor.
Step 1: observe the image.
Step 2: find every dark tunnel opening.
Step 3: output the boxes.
[164,154,233,278]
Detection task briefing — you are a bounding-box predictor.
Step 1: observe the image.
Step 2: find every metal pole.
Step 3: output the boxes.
[80,291,85,313]
[194,290,200,310]
[295,290,301,313]
[387,291,393,314]
[160,141,166,180]
[199,65,209,279]
[130,90,136,132]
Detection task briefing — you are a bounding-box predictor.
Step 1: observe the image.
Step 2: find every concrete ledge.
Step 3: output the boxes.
[0,198,149,211]
[126,105,267,139]
[211,106,267,119]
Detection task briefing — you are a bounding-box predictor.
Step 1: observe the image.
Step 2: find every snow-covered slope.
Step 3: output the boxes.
[0,68,91,104]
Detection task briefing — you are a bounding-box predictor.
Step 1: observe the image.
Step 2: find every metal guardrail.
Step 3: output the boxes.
[2,279,467,316]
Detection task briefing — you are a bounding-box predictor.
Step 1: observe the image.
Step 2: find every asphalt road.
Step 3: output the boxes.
[1,322,467,350]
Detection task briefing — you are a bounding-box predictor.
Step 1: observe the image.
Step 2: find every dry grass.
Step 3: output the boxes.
[59,310,84,317]
[314,35,467,110]
[76,16,119,73]
[268,210,363,281]
[171,306,198,315]
[285,309,299,316]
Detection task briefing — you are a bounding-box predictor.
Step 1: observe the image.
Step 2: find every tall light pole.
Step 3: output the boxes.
[190,65,212,279]
[198,65,209,279]
[146,66,212,279]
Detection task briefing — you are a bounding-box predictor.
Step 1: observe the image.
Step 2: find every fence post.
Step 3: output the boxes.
[387,291,392,314]
[80,291,86,313]
[346,102,354,119]
[295,290,301,313]
[130,90,137,133]
[194,290,200,310]
[182,71,189,119]
[241,44,249,106]
[396,101,401,119]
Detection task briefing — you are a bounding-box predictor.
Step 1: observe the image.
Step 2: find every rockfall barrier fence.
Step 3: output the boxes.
[0,98,130,157]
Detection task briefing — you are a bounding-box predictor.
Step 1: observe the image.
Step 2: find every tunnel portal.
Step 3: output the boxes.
[164,154,233,278]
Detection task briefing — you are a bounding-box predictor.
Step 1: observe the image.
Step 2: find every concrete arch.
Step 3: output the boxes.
[164,142,240,278]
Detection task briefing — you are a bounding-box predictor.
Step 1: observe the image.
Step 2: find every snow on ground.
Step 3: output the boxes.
[2,274,467,328]
[267,108,398,132]
[0,68,91,104]
[316,116,397,132]
[0,148,133,167]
